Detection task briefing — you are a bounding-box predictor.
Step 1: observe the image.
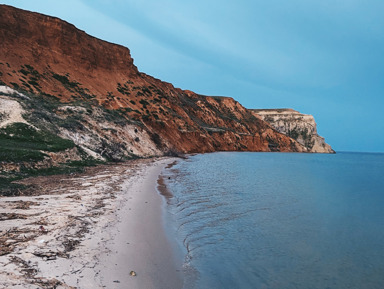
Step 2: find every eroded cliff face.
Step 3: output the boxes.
[252,109,334,153]
[0,4,311,160]
[0,86,162,170]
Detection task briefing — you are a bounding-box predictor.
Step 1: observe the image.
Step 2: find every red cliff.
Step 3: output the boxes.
[0,5,307,155]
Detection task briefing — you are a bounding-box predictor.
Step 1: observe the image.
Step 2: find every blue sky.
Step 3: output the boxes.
[2,0,384,152]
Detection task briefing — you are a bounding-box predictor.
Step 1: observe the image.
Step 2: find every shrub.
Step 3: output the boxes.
[139,99,149,108]
[52,73,80,89]
[0,123,75,162]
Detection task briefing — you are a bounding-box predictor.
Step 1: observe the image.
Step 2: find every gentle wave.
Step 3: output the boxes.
[163,152,384,289]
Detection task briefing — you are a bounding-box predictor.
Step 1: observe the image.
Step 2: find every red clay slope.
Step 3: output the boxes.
[0,4,306,154]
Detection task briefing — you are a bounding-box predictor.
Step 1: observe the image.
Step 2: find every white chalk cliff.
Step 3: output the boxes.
[252,109,335,153]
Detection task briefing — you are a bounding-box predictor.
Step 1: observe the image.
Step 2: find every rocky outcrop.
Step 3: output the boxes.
[0,5,332,160]
[252,109,334,153]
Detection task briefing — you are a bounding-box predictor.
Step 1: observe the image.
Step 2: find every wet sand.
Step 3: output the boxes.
[0,158,182,289]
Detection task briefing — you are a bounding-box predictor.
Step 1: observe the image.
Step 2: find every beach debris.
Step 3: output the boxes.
[39,225,48,234]
[0,245,14,256]
[33,249,69,261]
[113,280,121,283]
[0,160,156,288]
[28,217,49,226]
[10,256,38,278]
[0,227,38,255]
[0,212,28,221]
[130,271,137,277]
[8,200,40,210]
[9,256,69,288]
[32,278,68,289]
[62,238,80,252]
[33,250,57,261]
[66,194,82,200]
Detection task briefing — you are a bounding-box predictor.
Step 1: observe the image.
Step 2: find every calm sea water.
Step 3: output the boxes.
[162,152,384,289]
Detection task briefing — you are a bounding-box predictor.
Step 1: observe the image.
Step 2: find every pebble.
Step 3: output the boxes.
[130,271,137,277]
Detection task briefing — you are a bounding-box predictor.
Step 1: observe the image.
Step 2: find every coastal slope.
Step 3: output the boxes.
[0,4,320,162]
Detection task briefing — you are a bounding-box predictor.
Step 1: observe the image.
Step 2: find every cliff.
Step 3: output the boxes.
[0,4,309,160]
[0,5,334,180]
[252,109,334,153]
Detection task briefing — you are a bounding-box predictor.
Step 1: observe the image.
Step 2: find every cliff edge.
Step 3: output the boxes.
[0,4,309,158]
[252,109,334,153]
[0,5,334,180]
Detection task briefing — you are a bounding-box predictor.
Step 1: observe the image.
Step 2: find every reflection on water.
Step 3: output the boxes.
[163,152,384,289]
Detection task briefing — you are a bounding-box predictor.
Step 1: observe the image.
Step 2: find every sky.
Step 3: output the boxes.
[1,0,384,152]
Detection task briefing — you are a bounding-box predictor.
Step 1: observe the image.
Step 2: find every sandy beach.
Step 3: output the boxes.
[0,157,183,289]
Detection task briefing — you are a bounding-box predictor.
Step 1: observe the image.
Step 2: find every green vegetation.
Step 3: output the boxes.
[27,79,40,87]
[0,176,26,197]
[24,158,102,177]
[52,73,80,89]
[0,157,103,197]
[107,91,115,99]
[287,129,299,140]
[0,122,85,196]
[19,64,40,78]
[19,69,30,76]
[0,123,75,163]
[17,64,43,92]
[142,87,151,94]
[117,82,130,96]
[10,82,19,89]
[0,81,147,196]
[52,72,96,99]
[139,99,149,108]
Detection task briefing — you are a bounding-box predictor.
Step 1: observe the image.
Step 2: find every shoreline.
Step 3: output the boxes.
[94,157,183,289]
[0,157,183,288]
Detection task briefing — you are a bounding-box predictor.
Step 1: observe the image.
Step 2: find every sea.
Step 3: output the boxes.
[161,152,384,289]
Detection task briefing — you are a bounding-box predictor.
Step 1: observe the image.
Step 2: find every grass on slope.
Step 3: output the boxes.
[0,122,85,196]
[0,122,75,162]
